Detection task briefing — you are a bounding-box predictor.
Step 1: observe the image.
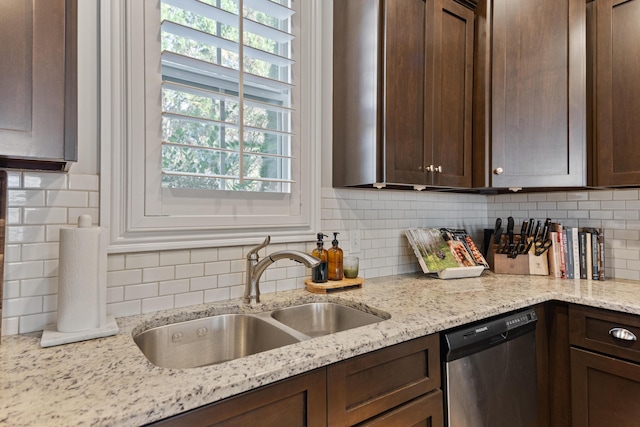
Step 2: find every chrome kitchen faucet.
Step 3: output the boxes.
[245,236,320,304]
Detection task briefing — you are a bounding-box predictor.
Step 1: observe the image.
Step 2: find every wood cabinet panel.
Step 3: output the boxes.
[359,390,444,427]
[150,369,327,427]
[570,304,640,364]
[327,334,440,426]
[385,0,429,185]
[473,0,586,188]
[571,347,640,427]
[592,0,640,185]
[333,0,474,189]
[0,0,76,170]
[431,0,474,187]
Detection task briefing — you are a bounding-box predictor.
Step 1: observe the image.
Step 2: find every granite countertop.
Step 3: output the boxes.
[3,272,640,426]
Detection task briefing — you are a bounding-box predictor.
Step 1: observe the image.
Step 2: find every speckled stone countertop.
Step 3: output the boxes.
[3,272,640,426]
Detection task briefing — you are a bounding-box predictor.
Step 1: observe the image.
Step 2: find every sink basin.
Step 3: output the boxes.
[270,302,385,338]
[133,314,300,369]
[134,302,388,368]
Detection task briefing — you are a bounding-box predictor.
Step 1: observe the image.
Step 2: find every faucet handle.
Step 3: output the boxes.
[247,236,270,259]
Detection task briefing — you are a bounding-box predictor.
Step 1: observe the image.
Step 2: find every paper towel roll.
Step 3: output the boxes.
[57,215,107,333]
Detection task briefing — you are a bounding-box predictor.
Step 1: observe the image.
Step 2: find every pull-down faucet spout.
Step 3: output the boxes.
[245,236,320,304]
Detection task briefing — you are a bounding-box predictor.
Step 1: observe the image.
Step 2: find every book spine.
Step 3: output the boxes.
[591,230,599,280]
[564,229,574,279]
[578,231,587,279]
[585,232,593,281]
[572,227,580,279]
[556,224,566,278]
[598,228,605,280]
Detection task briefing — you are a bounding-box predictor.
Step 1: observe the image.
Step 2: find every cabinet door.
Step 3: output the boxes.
[571,347,640,427]
[0,0,76,169]
[430,0,474,188]
[384,0,429,185]
[327,334,440,426]
[150,369,327,427]
[592,0,640,186]
[474,0,586,188]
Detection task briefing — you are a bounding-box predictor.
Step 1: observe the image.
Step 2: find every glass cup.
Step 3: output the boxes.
[343,256,359,278]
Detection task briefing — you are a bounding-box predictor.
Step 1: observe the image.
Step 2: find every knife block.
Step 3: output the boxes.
[487,243,549,276]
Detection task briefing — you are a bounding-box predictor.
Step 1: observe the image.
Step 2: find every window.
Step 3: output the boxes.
[100,0,321,252]
[160,0,295,193]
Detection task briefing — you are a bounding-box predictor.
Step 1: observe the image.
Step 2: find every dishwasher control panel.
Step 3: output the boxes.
[443,308,538,361]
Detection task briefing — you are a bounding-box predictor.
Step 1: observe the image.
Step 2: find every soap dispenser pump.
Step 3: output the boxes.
[328,232,344,281]
[311,233,328,283]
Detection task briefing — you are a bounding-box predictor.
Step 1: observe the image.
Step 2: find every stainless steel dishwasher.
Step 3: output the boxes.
[442,308,538,427]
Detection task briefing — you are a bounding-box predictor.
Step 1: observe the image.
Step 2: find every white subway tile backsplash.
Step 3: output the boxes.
[23,172,67,189]
[125,283,158,300]
[159,279,190,296]
[3,296,43,317]
[160,250,191,266]
[5,261,44,281]
[5,175,640,336]
[20,312,56,334]
[204,287,230,303]
[20,278,58,297]
[217,273,243,288]
[204,261,231,276]
[125,253,160,269]
[46,190,88,207]
[142,266,175,283]
[8,190,46,207]
[107,269,143,287]
[190,248,218,263]
[7,225,46,244]
[2,317,20,336]
[142,296,174,314]
[107,300,141,318]
[175,291,204,308]
[190,276,218,292]
[175,263,204,279]
[68,174,99,191]
[21,242,59,261]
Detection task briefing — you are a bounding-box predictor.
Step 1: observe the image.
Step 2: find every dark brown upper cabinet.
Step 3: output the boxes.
[333,0,475,190]
[589,0,640,187]
[473,0,587,190]
[0,0,77,171]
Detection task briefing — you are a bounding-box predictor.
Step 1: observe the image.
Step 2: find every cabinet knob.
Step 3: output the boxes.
[494,167,504,175]
[426,165,434,172]
[609,327,637,342]
[435,165,442,173]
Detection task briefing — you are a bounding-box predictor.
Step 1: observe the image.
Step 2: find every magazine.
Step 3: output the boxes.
[405,228,489,273]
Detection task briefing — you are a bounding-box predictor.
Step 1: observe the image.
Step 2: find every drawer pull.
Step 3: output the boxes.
[609,327,637,342]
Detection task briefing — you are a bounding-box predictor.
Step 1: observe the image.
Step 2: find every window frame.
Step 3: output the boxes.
[100,0,322,253]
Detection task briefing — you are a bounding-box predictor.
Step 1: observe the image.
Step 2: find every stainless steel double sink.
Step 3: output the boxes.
[133,302,389,369]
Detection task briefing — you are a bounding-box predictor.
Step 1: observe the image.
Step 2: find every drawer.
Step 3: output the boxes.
[327,334,440,426]
[359,390,443,427]
[569,305,640,363]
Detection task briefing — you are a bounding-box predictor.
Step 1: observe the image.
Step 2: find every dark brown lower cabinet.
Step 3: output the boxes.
[149,334,442,426]
[149,369,327,427]
[569,304,640,426]
[327,334,441,426]
[570,347,640,427]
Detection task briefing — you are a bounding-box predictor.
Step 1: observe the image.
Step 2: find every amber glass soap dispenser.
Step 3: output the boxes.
[328,232,344,280]
[311,233,328,283]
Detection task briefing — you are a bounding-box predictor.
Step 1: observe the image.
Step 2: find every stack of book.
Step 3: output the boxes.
[547,224,605,280]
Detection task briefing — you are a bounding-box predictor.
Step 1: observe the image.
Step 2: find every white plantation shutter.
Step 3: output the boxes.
[160,0,295,193]
[102,0,319,251]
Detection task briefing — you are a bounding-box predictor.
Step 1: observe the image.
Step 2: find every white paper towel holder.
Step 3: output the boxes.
[40,215,119,348]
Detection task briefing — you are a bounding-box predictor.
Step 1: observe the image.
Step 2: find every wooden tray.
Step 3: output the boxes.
[305,277,364,294]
